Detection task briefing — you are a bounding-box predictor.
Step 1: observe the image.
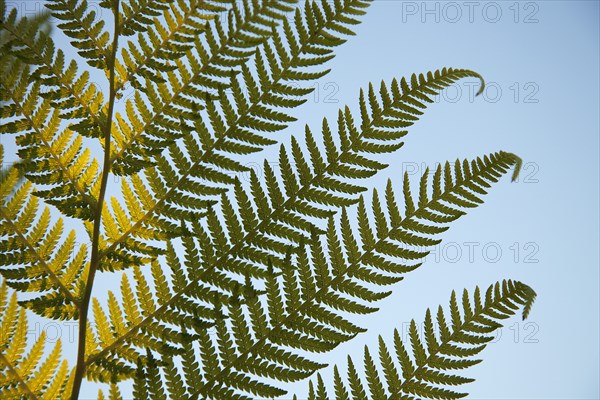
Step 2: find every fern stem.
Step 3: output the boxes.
[70,2,121,399]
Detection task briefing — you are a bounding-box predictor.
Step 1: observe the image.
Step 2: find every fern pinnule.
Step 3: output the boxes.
[305,280,537,399]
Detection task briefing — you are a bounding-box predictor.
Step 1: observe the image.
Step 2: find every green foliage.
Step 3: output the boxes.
[0,147,87,320]
[0,0,536,399]
[305,280,536,399]
[0,281,72,398]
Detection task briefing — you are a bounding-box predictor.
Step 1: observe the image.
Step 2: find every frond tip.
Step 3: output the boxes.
[305,280,537,399]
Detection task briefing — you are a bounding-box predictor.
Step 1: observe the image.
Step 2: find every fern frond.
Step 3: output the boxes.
[79,68,488,376]
[100,67,477,273]
[304,280,537,399]
[115,0,235,92]
[0,280,72,399]
[0,147,87,319]
[109,0,367,175]
[82,150,518,388]
[0,61,100,220]
[0,2,106,139]
[45,0,112,69]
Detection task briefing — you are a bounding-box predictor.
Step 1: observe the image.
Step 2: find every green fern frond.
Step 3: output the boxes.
[81,150,518,388]
[114,0,235,92]
[0,280,72,399]
[78,67,488,377]
[0,147,87,319]
[109,0,367,175]
[101,0,367,270]
[0,2,106,138]
[0,61,100,219]
[304,280,536,399]
[45,0,112,69]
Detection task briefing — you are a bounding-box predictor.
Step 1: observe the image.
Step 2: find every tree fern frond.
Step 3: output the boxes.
[109,0,367,175]
[0,280,72,399]
[0,2,106,139]
[45,0,112,69]
[82,150,519,388]
[0,62,100,220]
[0,147,87,319]
[114,0,234,93]
[100,67,479,273]
[304,280,537,399]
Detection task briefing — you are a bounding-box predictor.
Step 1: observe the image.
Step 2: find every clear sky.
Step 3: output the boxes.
[2,1,599,399]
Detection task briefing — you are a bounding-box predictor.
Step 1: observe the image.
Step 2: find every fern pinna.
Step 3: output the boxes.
[0,0,535,399]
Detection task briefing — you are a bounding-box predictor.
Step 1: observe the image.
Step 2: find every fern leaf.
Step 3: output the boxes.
[304,280,537,399]
[45,0,112,69]
[82,150,519,389]
[1,2,106,138]
[0,280,71,399]
[0,147,87,319]
[98,0,373,267]
[109,0,368,175]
